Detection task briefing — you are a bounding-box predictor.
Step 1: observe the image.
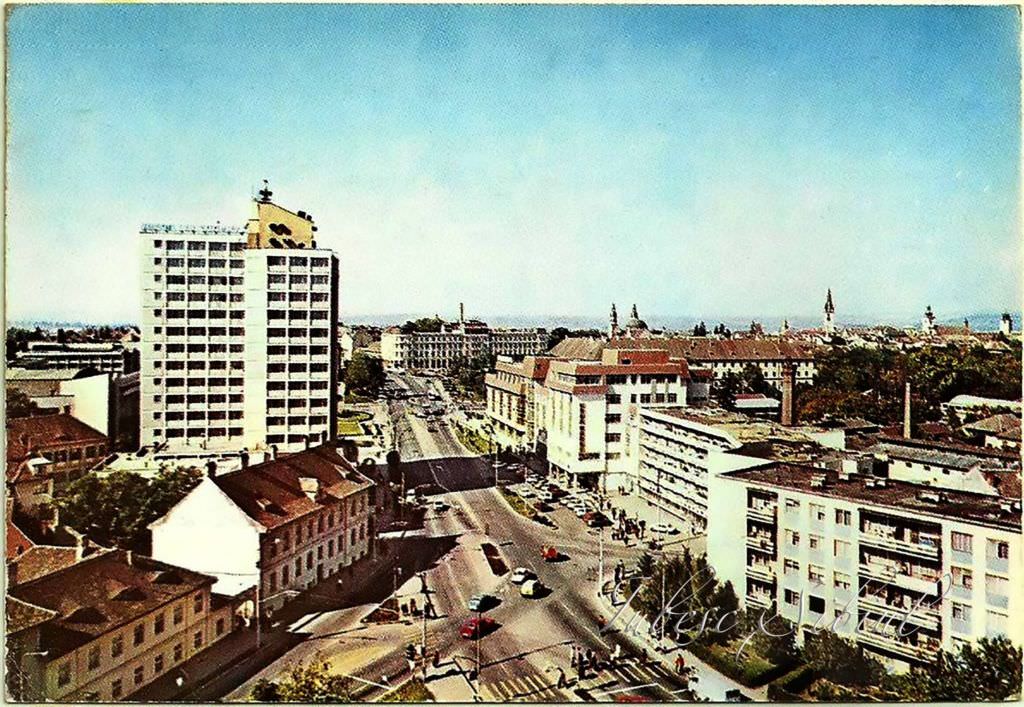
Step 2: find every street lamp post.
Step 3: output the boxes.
[597,526,605,599]
[419,572,428,680]
[475,608,482,687]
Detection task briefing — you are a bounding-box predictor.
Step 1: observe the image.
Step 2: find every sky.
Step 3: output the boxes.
[6,5,1021,325]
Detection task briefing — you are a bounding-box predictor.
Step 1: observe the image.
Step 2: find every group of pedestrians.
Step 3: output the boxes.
[610,508,646,545]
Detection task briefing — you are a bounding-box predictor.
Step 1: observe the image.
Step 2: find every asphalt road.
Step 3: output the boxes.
[219,372,711,702]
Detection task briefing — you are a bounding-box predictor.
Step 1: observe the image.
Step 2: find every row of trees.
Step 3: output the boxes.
[398,317,444,334]
[796,343,1022,425]
[545,327,603,350]
[56,467,203,553]
[448,350,496,399]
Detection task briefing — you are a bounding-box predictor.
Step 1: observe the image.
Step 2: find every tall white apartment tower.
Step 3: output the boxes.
[140,184,339,453]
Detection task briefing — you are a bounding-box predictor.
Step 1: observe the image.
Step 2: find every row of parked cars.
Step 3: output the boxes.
[516,475,611,528]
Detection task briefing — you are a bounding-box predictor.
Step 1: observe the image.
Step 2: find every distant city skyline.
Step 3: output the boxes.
[6,4,1020,323]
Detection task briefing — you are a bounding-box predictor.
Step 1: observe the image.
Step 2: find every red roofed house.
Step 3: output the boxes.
[609,336,818,386]
[6,413,109,494]
[149,444,376,617]
[6,549,234,701]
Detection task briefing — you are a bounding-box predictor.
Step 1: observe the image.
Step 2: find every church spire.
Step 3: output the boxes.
[823,289,836,335]
[609,303,618,339]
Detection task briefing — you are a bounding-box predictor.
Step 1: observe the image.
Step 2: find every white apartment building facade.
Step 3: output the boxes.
[15,341,127,373]
[708,454,1022,671]
[139,190,339,454]
[541,349,689,492]
[634,408,825,534]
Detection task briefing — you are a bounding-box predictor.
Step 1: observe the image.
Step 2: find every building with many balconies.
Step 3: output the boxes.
[708,452,1021,671]
[139,184,339,454]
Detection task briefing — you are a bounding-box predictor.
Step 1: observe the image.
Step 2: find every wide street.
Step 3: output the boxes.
[214,372,745,703]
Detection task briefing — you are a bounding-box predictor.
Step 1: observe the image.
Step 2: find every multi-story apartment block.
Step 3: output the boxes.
[380,308,547,371]
[6,549,234,702]
[541,349,689,491]
[139,187,339,454]
[634,408,820,533]
[708,453,1022,671]
[483,355,553,451]
[149,444,375,617]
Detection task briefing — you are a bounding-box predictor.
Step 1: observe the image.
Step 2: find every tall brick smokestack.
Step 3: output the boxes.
[903,381,912,439]
[781,363,795,426]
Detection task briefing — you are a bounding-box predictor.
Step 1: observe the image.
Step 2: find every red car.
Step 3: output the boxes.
[614,695,653,703]
[541,546,559,562]
[459,616,496,639]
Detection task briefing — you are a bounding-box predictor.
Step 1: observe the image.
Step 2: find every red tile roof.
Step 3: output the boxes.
[212,445,373,530]
[6,413,107,462]
[9,546,80,585]
[6,596,58,635]
[8,550,215,659]
[609,337,817,362]
[7,518,36,560]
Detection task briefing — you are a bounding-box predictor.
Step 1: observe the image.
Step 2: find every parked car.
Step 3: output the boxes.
[518,486,535,498]
[432,500,447,512]
[520,579,544,597]
[459,616,496,639]
[510,567,535,584]
[725,690,752,703]
[538,491,555,503]
[467,594,494,612]
[585,512,609,528]
[650,523,680,535]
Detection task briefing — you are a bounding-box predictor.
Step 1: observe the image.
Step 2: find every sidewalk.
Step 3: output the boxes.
[598,588,766,701]
[130,627,301,702]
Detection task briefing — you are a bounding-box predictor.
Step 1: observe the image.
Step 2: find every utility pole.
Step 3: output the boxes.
[597,526,605,598]
[420,572,428,680]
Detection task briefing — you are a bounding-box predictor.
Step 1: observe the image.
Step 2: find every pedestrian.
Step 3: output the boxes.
[433,651,440,668]
[612,644,622,664]
[675,654,686,673]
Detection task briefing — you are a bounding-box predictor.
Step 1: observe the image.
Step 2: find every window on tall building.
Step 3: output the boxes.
[952,532,972,553]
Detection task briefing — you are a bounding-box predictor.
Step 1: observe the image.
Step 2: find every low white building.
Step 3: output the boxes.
[149,445,375,616]
[707,450,1022,671]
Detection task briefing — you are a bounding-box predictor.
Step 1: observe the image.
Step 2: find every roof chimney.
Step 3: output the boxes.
[780,363,795,426]
[903,381,912,439]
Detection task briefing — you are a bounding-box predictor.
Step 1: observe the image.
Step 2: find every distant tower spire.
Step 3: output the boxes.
[258,179,273,203]
[609,304,618,339]
[823,288,836,335]
[922,305,936,335]
[1000,312,1013,336]
[630,303,639,320]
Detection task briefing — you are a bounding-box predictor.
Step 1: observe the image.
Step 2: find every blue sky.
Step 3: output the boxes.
[6,5,1020,324]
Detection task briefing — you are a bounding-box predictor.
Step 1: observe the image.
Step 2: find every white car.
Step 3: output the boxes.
[510,567,535,585]
[518,487,535,498]
[538,491,554,503]
[651,523,680,535]
[432,500,447,512]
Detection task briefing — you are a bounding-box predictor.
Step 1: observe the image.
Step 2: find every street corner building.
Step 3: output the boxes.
[6,548,236,702]
[148,444,377,617]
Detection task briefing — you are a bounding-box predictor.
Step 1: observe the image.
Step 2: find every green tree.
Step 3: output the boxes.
[713,373,740,410]
[249,660,353,702]
[56,467,202,552]
[6,389,40,419]
[399,317,444,334]
[886,636,1021,701]
[803,629,884,688]
[344,352,386,399]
